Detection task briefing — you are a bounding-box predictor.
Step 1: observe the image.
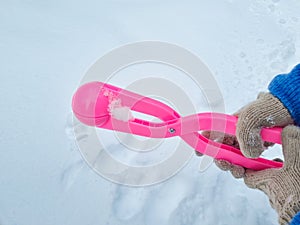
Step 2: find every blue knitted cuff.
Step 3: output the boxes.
[290,211,300,225]
[268,64,300,126]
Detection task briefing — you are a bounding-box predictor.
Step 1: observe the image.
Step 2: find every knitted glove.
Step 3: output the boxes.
[195,65,300,224]
[196,92,297,224]
[198,92,293,159]
[200,64,299,159]
[215,126,300,225]
[235,92,294,158]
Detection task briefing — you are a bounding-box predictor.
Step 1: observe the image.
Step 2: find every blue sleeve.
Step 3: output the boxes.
[290,212,300,225]
[268,64,300,126]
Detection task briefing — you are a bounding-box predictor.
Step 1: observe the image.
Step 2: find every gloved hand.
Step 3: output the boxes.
[197,92,300,224]
[199,92,293,158]
[235,92,293,158]
[214,125,300,224]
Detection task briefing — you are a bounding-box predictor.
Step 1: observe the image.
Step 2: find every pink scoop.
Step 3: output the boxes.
[72,81,283,170]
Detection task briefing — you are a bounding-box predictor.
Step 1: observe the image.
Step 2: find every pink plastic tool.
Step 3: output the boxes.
[72,81,283,170]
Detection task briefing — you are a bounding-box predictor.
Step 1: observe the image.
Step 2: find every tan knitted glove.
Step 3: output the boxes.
[215,126,300,225]
[199,93,293,158]
[197,92,299,224]
[235,92,294,158]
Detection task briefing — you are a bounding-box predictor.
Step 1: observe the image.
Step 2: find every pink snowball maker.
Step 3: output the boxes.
[72,81,284,170]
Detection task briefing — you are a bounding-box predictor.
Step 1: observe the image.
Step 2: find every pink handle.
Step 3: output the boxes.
[72,81,284,170]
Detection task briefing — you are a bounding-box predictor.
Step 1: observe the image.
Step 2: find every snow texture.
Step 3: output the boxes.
[103,87,133,122]
[111,105,133,122]
[0,0,299,225]
[108,98,133,122]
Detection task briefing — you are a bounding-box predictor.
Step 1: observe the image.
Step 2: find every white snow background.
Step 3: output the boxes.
[1,0,300,225]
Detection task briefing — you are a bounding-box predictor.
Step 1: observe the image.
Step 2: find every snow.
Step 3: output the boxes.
[110,105,133,122]
[108,98,133,122]
[1,0,300,225]
[103,87,133,122]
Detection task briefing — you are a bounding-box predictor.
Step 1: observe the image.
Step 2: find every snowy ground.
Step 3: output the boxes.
[1,0,300,225]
